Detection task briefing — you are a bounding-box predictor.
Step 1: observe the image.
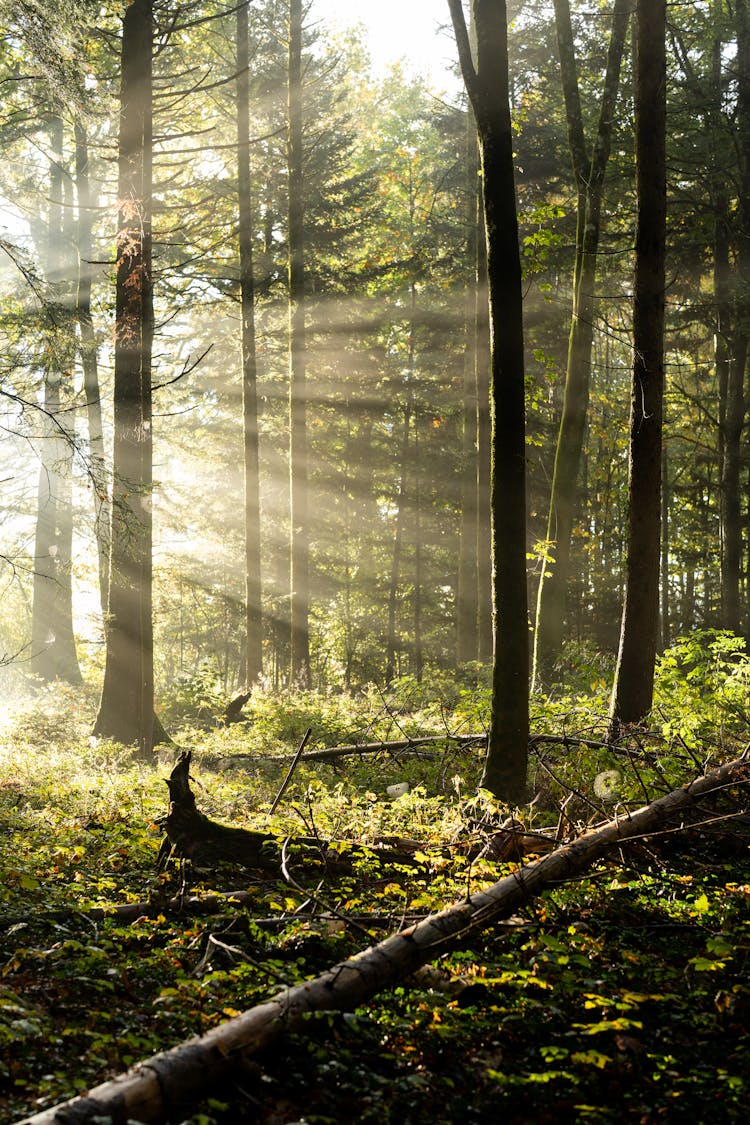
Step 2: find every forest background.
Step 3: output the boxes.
[1,0,750,1122]
[0,0,746,714]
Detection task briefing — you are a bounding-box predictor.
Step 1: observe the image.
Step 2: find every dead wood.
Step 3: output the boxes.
[226,732,486,765]
[222,689,253,726]
[19,754,749,1125]
[156,751,422,873]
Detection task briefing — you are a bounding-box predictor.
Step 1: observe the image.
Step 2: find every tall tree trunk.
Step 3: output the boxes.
[413,405,423,682]
[476,207,493,664]
[456,111,480,666]
[610,0,666,731]
[386,399,411,684]
[31,116,82,686]
[722,339,746,633]
[533,0,631,688]
[237,0,263,686]
[288,0,310,688]
[74,119,110,618]
[721,0,750,635]
[93,0,154,753]
[660,442,670,650]
[449,0,529,803]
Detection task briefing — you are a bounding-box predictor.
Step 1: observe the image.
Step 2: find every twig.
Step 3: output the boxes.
[268,727,312,814]
[280,837,371,939]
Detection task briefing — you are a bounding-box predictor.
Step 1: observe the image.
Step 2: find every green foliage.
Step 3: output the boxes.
[158,664,231,728]
[656,631,750,743]
[0,675,748,1121]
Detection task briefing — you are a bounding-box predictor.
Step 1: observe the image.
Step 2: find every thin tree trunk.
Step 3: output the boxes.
[660,442,670,650]
[457,112,480,665]
[93,0,154,753]
[386,400,411,683]
[449,0,529,803]
[74,119,110,618]
[31,116,82,686]
[533,0,632,688]
[610,0,667,730]
[288,0,310,688]
[237,0,263,686]
[476,206,492,663]
[722,339,746,633]
[413,405,423,681]
[722,0,750,635]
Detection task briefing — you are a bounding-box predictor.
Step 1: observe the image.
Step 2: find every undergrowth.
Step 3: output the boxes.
[0,633,748,1122]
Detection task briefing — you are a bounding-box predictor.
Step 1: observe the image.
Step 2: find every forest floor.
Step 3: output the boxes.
[0,656,748,1123]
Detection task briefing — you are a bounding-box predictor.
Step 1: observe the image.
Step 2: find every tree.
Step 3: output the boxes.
[532,0,632,688]
[93,0,155,752]
[456,97,481,667]
[236,0,263,687]
[449,0,529,802]
[288,0,310,688]
[75,117,110,619]
[720,0,750,634]
[30,116,82,685]
[610,0,667,729]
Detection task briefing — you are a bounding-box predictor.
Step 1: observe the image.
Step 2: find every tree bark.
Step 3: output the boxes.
[288,0,310,688]
[533,0,632,688]
[476,206,493,663]
[74,120,110,619]
[30,115,82,686]
[456,106,480,665]
[721,0,750,635]
[385,399,411,683]
[449,0,529,802]
[610,0,667,730]
[237,0,264,686]
[93,0,155,753]
[21,754,750,1125]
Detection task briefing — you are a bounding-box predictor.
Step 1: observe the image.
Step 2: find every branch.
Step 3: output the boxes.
[447,0,478,107]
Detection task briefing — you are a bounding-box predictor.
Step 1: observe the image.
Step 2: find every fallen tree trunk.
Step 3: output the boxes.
[19,754,749,1125]
[156,751,423,872]
[230,732,486,765]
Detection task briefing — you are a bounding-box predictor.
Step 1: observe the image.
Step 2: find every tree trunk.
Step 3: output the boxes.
[413,409,423,682]
[288,0,310,688]
[385,399,411,683]
[476,205,493,663]
[30,115,82,686]
[610,0,667,730]
[237,0,264,686]
[21,754,750,1125]
[74,119,110,619]
[449,0,529,803]
[721,0,750,635]
[533,0,631,688]
[660,442,670,650]
[456,110,480,665]
[93,0,154,753]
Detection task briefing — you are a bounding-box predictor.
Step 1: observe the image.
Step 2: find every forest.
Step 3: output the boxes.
[0,0,749,1121]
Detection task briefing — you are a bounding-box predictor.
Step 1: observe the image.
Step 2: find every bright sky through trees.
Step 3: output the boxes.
[316,0,456,84]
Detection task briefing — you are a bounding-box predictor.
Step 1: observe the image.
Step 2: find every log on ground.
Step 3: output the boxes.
[156,750,422,872]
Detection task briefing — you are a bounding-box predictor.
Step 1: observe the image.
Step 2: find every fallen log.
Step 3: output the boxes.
[18,753,749,1125]
[226,732,486,765]
[156,751,423,872]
